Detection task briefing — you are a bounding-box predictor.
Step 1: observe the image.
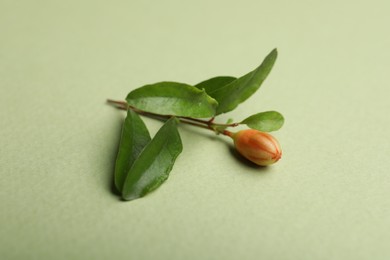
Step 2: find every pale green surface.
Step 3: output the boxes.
[1,0,390,259]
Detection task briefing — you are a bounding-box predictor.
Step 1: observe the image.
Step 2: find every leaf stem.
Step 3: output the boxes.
[106,99,238,135]
[223,130,234,138]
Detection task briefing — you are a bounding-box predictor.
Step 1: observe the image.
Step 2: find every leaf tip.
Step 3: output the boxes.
[269,48,278,59]
[121,193,140,202]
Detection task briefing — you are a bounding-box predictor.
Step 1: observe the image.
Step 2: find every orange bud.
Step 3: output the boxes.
[232,129,282,166]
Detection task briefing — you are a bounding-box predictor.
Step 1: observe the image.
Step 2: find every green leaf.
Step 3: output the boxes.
[241,111,284,132]
[126,82,218,118]
[210,49,278,114]
[122,117,183,201]
[195,76,237,95]
[214,118,234,133]
[114,109,151,192]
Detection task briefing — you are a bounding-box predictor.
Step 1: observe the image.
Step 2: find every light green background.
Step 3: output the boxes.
[1,1,389,259]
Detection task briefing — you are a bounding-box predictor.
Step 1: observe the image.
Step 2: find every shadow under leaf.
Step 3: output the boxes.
[107,113,124,198]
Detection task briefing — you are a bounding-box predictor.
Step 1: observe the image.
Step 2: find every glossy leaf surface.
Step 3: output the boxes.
[195,76,237,95]
[126,82,218,118]
[122,117,182,201]
[210,49,277,114]
[241,111,284,132]
[114,109,151,191]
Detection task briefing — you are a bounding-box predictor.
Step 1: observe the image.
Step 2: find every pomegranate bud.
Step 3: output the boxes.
[232,129,282,166]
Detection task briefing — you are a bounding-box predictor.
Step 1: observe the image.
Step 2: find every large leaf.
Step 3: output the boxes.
[195,76,237,95]
[126,82,218,118]
[241,111,284,132]
[122,117,183,201]
[210,49,277,114]
[114,109,151,191]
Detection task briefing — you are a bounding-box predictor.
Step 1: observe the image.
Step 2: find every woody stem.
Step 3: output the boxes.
[106,99,237,135]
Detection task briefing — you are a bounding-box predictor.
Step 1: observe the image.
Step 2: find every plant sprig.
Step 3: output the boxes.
[107,99,283,135]
[108,48,284,201]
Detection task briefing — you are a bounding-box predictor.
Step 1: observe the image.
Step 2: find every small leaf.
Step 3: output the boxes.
[241,111,284,132]
[195,76,237,95]
[210,49,278,114]
[126,82,218,118]
[214,118,234,133]
[122,117,183,201]
[114,109,151,192]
